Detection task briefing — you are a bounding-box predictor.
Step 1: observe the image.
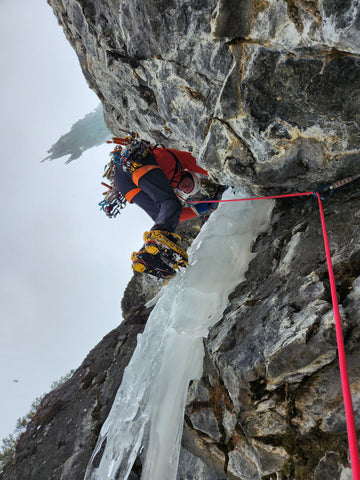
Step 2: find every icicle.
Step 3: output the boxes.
[85,187,274,480]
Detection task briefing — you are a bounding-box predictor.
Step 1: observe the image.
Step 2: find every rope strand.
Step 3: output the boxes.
[316,193,360,480]
[189,191,314,204]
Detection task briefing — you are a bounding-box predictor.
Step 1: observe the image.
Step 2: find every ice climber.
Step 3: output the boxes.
[102,138,216,278]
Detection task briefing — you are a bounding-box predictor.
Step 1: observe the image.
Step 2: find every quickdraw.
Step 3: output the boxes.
[99,145,128,218]
[100,134,145,218]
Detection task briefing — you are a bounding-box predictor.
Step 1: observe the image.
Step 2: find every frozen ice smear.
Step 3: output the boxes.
[84,188,274,480]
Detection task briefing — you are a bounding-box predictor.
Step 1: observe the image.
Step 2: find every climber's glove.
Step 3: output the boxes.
[195,199,216,215]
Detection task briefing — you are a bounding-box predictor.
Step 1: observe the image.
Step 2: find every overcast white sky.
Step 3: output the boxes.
[0,0,152,440]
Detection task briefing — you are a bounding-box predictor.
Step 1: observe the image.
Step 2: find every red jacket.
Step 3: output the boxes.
[152,147,208,187]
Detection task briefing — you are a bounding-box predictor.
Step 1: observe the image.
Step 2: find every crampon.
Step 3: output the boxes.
[143,230,188,267]
[131,230,188,279]
[131,250,177,279]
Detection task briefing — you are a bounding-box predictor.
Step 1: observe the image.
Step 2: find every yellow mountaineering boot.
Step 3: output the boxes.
[131,250,147,274]
[143,230,188,267]
[131,248,177,279]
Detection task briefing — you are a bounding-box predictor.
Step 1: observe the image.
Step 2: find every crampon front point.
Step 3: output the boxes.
[131,250,177,279]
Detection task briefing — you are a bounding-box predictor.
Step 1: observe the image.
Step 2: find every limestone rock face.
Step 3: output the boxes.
[48,0,360,192]
[185,183,360,479]
[2,1,360,479]
[48,0,232,155]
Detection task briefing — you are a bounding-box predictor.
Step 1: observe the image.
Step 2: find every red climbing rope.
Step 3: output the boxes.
[189,190,314,204]
[316,192,360,480]
[190,185,360,478]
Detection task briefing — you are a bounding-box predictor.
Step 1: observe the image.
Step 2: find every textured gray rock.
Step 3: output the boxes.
[201,44,360,192]
[177,446,226,480]
[49,0,232,154]
[185,183,360,478]
[49,0,360,192]
[2,1,360,479]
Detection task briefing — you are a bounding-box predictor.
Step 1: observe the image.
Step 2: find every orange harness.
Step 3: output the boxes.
[132,164,161,186]
[124,164,161,203]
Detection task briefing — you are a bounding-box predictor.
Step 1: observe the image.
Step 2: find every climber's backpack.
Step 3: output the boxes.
[99,135,156,218]
[99,135,184,218]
